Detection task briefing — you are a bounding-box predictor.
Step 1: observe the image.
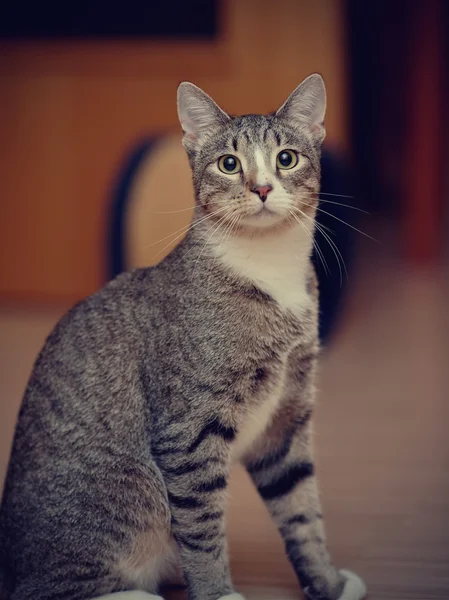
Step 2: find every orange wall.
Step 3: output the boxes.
[0,0,347,303]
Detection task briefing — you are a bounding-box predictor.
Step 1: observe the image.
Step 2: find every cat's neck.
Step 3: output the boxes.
[204,221,315,314]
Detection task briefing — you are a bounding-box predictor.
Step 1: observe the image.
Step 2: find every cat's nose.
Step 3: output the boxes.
[251,184,273,202]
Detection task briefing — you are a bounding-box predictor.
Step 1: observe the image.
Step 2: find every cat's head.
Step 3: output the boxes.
[177,74,326,235]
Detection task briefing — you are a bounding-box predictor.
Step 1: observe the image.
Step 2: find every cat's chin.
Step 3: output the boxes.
[235,216,296,237]
[240,209,290,230]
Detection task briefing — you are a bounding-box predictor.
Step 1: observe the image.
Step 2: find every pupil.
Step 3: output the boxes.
[279,152,292,166]
[224,156,236,171]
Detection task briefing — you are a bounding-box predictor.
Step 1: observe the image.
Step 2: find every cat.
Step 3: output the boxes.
[0,74,366,600]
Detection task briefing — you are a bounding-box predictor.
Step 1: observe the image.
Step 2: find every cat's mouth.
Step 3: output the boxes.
[241,204,287,228]
[253,205,277,216]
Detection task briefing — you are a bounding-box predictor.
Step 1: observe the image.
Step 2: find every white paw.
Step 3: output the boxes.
[218,595,247,600]
[337,569,367,600]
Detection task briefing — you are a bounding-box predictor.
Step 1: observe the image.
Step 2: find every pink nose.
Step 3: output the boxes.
[251,184,273,202]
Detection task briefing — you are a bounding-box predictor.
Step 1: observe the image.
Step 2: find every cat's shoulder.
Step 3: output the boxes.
[40,268,154,355]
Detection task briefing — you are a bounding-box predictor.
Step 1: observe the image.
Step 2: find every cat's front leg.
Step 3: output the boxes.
[245,417,366,600]
[153,418,245,600]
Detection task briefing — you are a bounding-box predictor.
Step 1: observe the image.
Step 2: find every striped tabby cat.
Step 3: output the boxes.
[0,75,366,600]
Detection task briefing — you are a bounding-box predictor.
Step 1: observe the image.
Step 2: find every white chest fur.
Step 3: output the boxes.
[211,223,313,315]
[210,223,313,460]
[231,351,291,462]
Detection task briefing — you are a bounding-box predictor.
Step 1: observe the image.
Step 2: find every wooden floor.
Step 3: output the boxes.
[1,248,448,599]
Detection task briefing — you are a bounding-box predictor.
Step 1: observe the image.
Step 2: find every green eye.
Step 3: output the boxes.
[218,155,241,174]
[277,149,298,170]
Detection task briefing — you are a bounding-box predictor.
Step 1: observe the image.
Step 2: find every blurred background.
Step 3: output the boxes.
[0,1,448,598]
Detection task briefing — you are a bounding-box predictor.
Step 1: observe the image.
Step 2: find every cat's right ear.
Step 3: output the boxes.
[177,82,229,148]
[276,74,326,142]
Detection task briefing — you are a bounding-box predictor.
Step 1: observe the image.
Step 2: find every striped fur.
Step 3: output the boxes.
[0,76,365,600]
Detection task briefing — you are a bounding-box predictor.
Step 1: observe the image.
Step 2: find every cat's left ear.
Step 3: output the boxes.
[177,82,230,147]
[276,73,326,141]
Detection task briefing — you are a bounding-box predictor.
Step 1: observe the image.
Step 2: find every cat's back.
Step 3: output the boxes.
[1,268,158,495]
[12,267,154,436]
[0,267,172,596]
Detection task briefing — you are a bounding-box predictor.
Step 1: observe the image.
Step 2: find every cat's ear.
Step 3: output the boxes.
[177,82,229,146]
[276,73,326,141]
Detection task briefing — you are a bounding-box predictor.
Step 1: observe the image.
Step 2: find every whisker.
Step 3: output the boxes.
[217,212,239,251]
[300,203,378,243]
[298,195,368,213]
[170,203,242,267]
[319,191,354,199]
[314,221,347,286]
[151,206,194,214]
[311,236,330,279]
[309,213,337,235]
[149,206,230,259]
[206,210,241,294]
[289,210,330,277]
[192,214,229,277]
[293,207,347,286]
[290,200,338,234]
[318,198,368,213]
[147,205,229,249]
[147,223,191,249]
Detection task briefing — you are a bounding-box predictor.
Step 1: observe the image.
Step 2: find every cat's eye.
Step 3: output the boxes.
[218,155,241,174]
[276,150,298,170]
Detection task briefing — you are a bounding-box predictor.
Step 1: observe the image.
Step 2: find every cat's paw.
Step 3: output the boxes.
[217,595,246,600]
[336,569,367,600]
